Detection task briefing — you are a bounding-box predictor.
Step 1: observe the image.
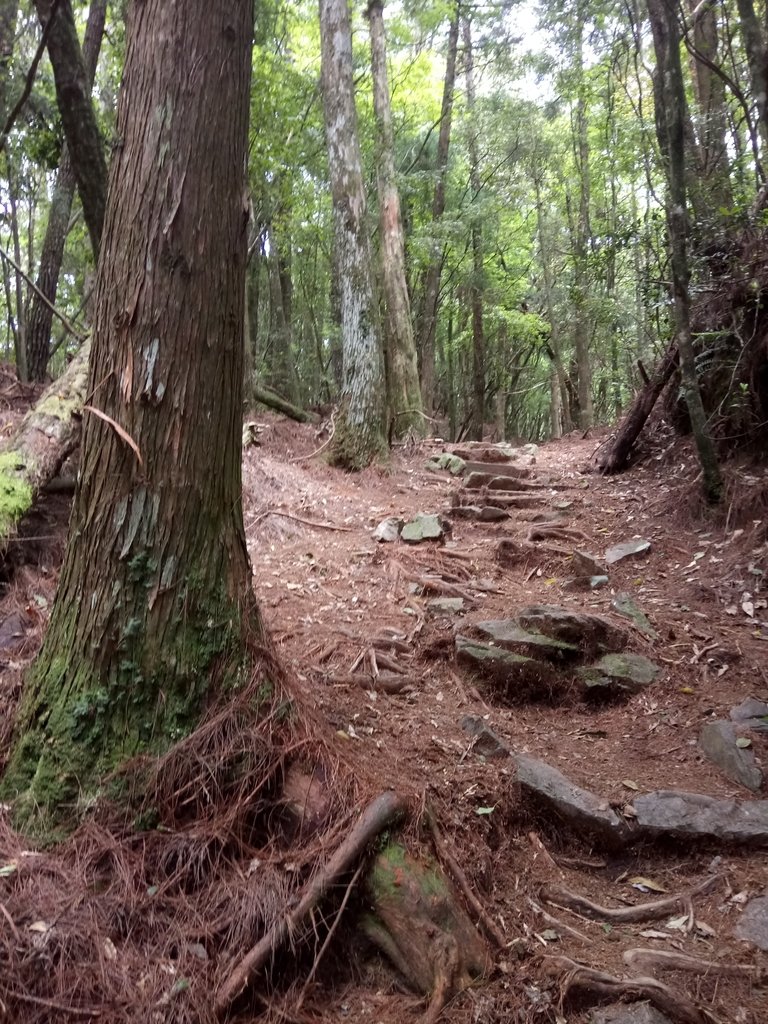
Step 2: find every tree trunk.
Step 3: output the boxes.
[34,0,108,259]
[463,16,486,443]
[418,7,459,414]
[266,227,299,403]
[736,0,768,150]
[26,0,107,382]
[367,0,423,439]
[319,0,386,469]
[3,0,260,831]
[0,0,17,120]
[648,0,722,503]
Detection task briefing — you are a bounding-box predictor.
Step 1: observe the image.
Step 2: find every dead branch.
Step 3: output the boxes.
[541,955,712,1024]
[527,897,592,945]
[539,875,720,924]
[623,948,764,980]
[216,790,410,1015]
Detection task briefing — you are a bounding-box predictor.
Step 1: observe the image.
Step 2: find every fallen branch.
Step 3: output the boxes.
[252,383,319,424]
[248,509,353,533]
[527,897,592,945]
[542,956,711,1024]
[216,790,411,1014]
[539,875,719,924]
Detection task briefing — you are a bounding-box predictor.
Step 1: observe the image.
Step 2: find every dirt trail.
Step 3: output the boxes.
[1,411,767,1022]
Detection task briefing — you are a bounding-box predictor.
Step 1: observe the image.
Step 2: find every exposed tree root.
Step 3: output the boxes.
[623,948,764,981]
[539,874,720,924]
[215,790,410,1015]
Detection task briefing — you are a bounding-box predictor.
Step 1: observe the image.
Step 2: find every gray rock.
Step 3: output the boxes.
[734,894,768,950]
[590,575,609,589]
[517,605,628,656]
[401,514,447,543]
[0,611,28,654]
[373,517,403,543]
[455,637,554,696]
[473,619,579,659]
[478,506,509,522]
[427,597,465,616]
[571,549,606,577]
[579,653,660,696]
[730,698,768,733]
[461,715,511,759]
[699,720,763,792]
[514,754,630,846]
[605,538,651,565]
[632,790,768,845]
[591,1002,673,1024]
[610,593,659,639]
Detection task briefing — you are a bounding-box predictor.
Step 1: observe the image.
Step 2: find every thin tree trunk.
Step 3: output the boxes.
[463,16,485,442]
[648,0,722,503]
[736,0,768,149]
[3,0,259,827]
[367,0,423,439]
[0,0,15,120]
[26,0,107,381]
[34,0,108,259]
[319,0,386,469]
[418,6,459,414]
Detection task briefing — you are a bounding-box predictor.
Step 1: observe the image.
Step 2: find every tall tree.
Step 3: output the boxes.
[418,5,459,414]
[26,0,108,381]
[647,0,722,503]
[366,0,423,439]
[3,0,259,828]
[34,0,108,258]
[319,0,386,468]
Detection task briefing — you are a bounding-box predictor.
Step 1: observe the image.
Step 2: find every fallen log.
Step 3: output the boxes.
[252,383,319,424]
[598,342,679,474]
[0,339,90,544]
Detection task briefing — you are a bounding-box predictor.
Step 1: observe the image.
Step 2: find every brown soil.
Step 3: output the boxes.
[1,408,767,1023]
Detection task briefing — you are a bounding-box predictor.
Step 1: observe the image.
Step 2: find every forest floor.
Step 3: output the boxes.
[1,374,768,1023]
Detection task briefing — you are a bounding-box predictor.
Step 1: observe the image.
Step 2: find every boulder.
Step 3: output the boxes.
[472,619,579,659]
[632,790,768,845]
[730,698,768,733]
[516,605,629,656]
[579,653,660,696]
[699,720,763,792]
[455,637,558,700]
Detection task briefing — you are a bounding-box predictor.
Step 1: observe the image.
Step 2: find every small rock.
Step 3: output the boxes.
[551,499,573,511]
[730,698,768,733]
[461,715,511,759]
[513,754,630,846]
[478,506,509,522]
[0,611,28,654]
[427,597,465,616]
[401,514,447,543]
[610,593,659,639]
[579,653,660,696]
[516,605,628,656]
[590,575,609,589]
[734,894,768,950]
[699,720,763,792]
[373,517,403,543]
[632,790,768,845]
[605,538,651,565]
[571,549,605,577]
[592,1002,673,1024]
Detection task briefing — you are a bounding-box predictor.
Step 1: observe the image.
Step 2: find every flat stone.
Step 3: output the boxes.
[427,597,465,616]
[579,653,660,696]
[461,715,511,759]
[610,593,659,639]
[592,1002,673,1024]
[571,549,605,577]
[455,637,554,696]
[730,698,768,733]
[513,754,630,846]
[373,517,403,543]
[605,538,651,565]
[632,790,768,845]
[473,619,579,659]
[401,514,446,543]
[0,611,28,654]
[734,895,768,950]
[463,460,530,479]
[516,605,628,657]
[699,720,763,792]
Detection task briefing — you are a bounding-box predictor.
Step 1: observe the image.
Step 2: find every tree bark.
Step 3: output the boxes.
[367,0,423,439]
[319,0,386,469]
[26,0,107,382]
[418,7,459,414]
[463,16,486,443]
[0,0,17,121]
[736,0,768,150]
[34,0,108,259]
[647,0,722,502]
[3,0,260,830]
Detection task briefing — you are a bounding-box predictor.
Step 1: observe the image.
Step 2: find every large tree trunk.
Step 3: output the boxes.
[736,0,768,150]
[0,0,17,120]
[367,0,423,439]
[3,0,259,831]
[26,0,107,382]
[34,0,108,259]
[648,0,722,503]
[418,6,459,415]
[319,0,386,469]
[463,16,486,443]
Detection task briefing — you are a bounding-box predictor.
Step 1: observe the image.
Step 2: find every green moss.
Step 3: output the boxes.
[0,452,33,537]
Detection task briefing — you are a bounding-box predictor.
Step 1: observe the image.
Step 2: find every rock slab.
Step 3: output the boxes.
[699,720,763,792]
[734,894,768,950]
[632,790,768,845]
[591,1002,673,1024]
